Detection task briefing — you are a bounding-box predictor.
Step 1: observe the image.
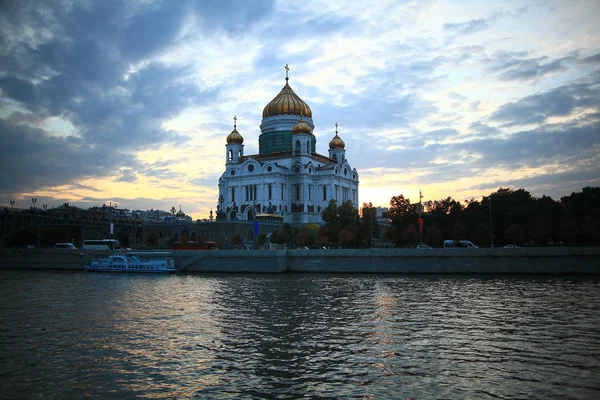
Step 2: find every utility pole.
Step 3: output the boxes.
[418,190,423,247]
[489,195,494,248]
[370,205,373,249]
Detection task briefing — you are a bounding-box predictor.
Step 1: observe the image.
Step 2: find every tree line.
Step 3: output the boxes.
[268,186,600,248]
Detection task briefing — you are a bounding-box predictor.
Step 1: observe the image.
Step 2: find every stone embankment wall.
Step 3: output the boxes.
[1,247,599,274]
[0,248,87,270]
[178,247,600,274]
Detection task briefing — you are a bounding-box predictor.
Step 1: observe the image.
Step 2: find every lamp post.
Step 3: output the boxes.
[418,190,423,247]
[10,200,14,209]
[370,205,373,249]
[31,198,37,210]
[489,195,494,248]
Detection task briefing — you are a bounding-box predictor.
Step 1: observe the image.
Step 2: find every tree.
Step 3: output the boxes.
[257,233,267,248]
[402,225,418,246]
[321,200,339,225]
[296,223,319,246]
[337,229,354,248]
[423,224,442,247]
[232,233,242,249]
[360,202,380,240]
[504,223,525,245]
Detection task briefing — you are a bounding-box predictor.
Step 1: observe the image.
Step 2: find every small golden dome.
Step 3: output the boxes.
[226,116,243,144]
[329,134,345,149]
[226,128,243,144]
[176,207,185,217]
[292,117,311,135]
[262,79,312,119]
[329,123,345,149]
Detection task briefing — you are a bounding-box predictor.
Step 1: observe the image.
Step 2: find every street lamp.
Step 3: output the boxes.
[10,200,14,209]
[31,198,37,210]
[489,195,494,248]
[370,205,373,249]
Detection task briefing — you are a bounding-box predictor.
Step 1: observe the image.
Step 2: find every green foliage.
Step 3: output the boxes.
[232,233,242,247]
[403,186,600,247]
[257,233,267,247]
[296,223,319,246]
[319,200,360,246]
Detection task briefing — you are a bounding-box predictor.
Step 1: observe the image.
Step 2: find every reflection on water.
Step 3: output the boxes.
[1,271,599,399]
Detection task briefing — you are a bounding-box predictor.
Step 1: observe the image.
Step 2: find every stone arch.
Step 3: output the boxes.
[173,232,178,242]
[247,228,253,241]
[191,232,196,242]
[246,206,256,221]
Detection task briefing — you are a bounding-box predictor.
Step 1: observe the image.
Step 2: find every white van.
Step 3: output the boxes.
[55,243,77,249]
[444,240,478,248]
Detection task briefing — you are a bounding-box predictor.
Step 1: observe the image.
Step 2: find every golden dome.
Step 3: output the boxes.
[292,117,311,135]
[176,207,185,217]
[329,123,345,149]
[226,116,243,144]
[226,128,243,144]
[262,78,312,119]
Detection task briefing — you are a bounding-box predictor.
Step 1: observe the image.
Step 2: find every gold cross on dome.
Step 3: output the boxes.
[233,115,237,128]
[335,122,338,134]
[285,64,289,79]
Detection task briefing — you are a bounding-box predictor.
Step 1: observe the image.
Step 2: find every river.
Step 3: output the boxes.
[1,270,599,399]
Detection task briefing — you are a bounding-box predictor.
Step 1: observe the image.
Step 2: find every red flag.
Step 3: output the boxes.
[417,217,424,233]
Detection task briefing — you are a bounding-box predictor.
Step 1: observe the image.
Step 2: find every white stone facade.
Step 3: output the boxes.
[217,77,359,226]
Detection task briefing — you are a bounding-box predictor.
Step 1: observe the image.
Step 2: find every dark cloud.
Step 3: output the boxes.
[0,0,275,201]
[0,118,135,194]
[484,51,573,82]
[489,80,600,127]
[580,53,600,64]
[497,57,569,81]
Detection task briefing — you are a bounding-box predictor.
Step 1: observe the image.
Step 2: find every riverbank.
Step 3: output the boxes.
[1,247,599,274]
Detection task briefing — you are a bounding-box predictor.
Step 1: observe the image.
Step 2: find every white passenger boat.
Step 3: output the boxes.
[85,251,176,273]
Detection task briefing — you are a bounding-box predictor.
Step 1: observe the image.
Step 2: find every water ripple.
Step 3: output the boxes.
[1,271,599,399]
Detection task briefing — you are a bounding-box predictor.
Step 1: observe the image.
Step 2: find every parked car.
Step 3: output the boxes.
[297,246,309,250]
[416,244,433,249]
[55,243,77,249]
[503,244,520,248]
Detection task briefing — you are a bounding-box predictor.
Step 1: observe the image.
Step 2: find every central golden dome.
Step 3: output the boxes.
[262,78,312,119]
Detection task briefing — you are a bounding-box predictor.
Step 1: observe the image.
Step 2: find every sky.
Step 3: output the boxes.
[0,0,599,220]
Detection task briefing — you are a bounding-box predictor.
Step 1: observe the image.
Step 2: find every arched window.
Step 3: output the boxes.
[295,140,301,153]
[332,154,337,161]
[306,141,310,153]
[228,149,233,161]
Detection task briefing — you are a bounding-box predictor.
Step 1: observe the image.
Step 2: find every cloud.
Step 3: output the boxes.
[0,118,133,194]
[443,18,490,35]
[489,79,600,127]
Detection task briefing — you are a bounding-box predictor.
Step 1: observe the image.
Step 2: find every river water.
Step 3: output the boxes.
[1,270,599,399]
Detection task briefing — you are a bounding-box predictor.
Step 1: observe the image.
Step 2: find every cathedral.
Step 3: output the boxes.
[217,67,359,225]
